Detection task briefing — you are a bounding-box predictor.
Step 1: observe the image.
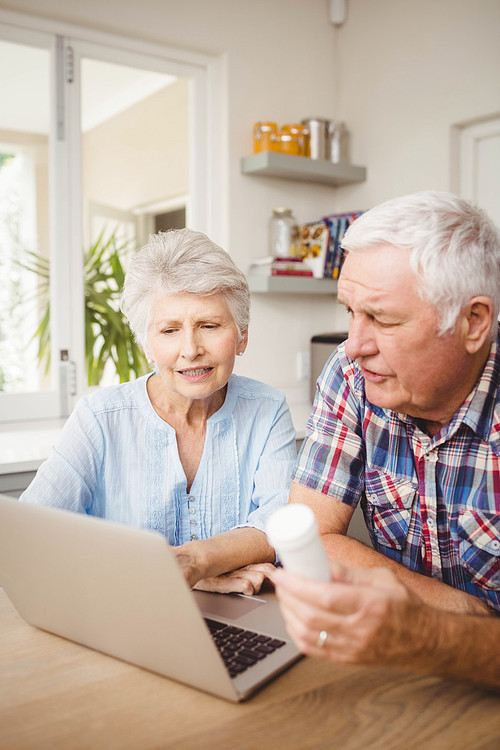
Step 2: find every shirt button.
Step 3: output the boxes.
[189,508,196,515]
[188,496,195,502]
[190,519,197,526]
[427,518,435,528]
[491,540,500,551]
[190,534,198,541]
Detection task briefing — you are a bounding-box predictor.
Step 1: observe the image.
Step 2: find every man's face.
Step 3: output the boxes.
[338,243,473,428]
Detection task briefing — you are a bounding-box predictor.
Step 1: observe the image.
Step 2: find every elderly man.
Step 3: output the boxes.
[270,191,500,690]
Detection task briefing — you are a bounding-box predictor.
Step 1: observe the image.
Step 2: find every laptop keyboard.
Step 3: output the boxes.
[205,618,286,678]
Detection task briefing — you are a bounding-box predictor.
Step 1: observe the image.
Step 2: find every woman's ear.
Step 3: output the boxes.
[463,297,495,353]
[237,330,249,356]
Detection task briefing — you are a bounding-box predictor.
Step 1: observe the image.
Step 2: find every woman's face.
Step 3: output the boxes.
[147,292,247,406]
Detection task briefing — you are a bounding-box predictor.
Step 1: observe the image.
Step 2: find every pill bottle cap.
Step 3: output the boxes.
[266,504,319,551]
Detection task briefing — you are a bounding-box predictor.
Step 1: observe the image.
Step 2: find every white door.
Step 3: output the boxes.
[458,115,500,229]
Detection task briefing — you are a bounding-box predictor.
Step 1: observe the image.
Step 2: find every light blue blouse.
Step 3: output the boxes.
[20,373,297,545]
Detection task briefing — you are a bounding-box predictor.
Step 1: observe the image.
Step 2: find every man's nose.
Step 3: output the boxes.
[345,316,377,360]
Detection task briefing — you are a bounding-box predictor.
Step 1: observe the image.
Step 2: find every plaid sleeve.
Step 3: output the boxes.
[293,343,365,507]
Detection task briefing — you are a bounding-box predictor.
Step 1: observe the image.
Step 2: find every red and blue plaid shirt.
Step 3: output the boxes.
[295,326,500,613]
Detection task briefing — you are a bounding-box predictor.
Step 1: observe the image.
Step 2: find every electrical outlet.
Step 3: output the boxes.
[296,351,311,381]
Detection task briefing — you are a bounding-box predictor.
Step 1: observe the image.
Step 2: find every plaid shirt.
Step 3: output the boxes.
[295,326,500,613]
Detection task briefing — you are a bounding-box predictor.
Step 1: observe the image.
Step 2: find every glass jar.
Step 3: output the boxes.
[275,131,299,155]
[282,124,310,156]
[253,121,278,153]
[269,207,298,257]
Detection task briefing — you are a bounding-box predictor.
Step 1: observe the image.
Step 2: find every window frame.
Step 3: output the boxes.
[0,8,221,424]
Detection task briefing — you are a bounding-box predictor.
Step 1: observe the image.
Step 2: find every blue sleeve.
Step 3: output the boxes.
[239,396,297,534]
[19,399,104,514]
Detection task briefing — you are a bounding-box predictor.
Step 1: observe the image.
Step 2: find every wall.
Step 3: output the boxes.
[333,0,500,212]
[83,79,189,214]
[1,0,499,408]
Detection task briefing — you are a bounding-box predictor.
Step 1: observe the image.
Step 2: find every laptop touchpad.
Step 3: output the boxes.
[194,590,266,620]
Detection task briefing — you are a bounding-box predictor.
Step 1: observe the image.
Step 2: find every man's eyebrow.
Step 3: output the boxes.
[337,298,398,319]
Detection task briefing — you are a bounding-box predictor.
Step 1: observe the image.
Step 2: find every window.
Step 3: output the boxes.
[0,12,215,423]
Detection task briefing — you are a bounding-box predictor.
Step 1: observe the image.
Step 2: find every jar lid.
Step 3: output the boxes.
[255,121,277,131]
[301,117,331,125]
[272,207,292,216]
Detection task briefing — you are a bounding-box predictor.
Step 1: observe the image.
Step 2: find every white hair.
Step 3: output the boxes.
[120,229,250,349]
[341,191,500,338]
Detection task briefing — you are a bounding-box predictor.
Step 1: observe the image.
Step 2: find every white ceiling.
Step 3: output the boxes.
[0,40,177,135]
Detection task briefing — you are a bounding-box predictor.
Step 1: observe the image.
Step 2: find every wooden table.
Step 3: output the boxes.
[1,587,499,750]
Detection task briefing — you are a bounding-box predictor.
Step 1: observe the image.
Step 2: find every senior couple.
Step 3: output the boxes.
[21,190,500,690]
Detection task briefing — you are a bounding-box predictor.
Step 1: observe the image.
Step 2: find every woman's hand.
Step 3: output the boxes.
[173,544,204,589]
[194,563,276,595]
[173,528,276,591]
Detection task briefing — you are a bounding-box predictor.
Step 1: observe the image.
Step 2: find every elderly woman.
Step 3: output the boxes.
[20,229,297,593]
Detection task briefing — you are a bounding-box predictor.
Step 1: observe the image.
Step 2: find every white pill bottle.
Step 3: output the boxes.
[266,504,331,582]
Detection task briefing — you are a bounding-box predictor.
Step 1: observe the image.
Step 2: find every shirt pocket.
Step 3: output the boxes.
[364,470,416,551]
[457,508,500,590]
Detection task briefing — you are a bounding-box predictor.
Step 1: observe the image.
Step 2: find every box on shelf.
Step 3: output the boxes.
[297,211,364,280]
[248,256,313,278]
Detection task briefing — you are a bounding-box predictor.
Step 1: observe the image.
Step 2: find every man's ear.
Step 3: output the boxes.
[463,297,495,353]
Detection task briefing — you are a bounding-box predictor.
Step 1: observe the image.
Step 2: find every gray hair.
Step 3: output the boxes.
[120,229,250,349]
[341,191,500,338]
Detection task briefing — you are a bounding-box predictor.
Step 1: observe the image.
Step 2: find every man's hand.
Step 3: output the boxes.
[269,562,428,665]
[269,561,500,690]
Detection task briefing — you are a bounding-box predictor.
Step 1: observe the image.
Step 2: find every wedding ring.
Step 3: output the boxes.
[316,630,328,649]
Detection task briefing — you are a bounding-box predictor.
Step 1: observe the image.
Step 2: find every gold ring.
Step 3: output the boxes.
[316,630,328,648]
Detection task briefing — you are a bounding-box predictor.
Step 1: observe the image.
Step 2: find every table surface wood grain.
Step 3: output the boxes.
[1,587,499,750]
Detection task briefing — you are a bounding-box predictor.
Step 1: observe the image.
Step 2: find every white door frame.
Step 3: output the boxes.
[452,112,500,227]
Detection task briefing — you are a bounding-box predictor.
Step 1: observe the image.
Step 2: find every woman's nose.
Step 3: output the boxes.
[181,330,203,359]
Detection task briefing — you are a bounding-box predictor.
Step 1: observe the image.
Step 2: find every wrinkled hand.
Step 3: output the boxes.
[194,563,277,595]
[269,563,434,668]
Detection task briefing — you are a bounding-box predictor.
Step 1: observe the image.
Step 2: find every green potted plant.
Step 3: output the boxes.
[21,229,149,386]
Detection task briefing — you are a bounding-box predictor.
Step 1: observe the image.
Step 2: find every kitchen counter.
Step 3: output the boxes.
[0,403,313,476]
[0,419,67,475]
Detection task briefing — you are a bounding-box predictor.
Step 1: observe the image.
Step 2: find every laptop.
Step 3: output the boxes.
[0,494,301,702]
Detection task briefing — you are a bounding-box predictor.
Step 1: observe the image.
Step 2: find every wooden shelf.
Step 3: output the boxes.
[240,151,366,186]
[247,275,338,294]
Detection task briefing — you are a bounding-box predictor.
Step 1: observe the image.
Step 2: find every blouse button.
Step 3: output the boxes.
[190,534,198,541]
[189,508,196,515]
[190,519,197,526]
[188,495,195,502]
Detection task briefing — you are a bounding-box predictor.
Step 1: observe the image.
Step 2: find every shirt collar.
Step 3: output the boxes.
[460,327,500,445]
